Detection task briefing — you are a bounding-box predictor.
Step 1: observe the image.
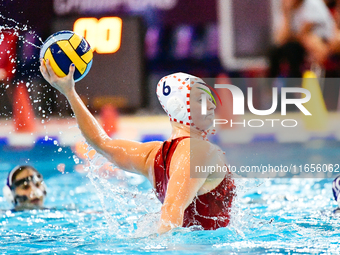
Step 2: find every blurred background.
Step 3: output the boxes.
[0,0,339,117]
[0,0,340,147]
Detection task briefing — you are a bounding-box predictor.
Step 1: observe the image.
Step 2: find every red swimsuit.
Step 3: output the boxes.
[154,137,235,230]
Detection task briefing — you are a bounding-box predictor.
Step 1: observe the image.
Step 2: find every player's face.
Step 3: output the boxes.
[13,168,46,209]
[190,84,216,130]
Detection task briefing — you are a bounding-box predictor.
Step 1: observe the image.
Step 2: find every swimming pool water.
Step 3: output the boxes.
[0,141,340,254]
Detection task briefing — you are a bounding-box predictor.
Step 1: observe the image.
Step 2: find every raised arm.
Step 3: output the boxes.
[40,60,160,178]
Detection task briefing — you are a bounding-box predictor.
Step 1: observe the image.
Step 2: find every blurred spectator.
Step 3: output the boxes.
[326,0,340,28]
[0,29,18,117]
[269,0,336,78]
[328,0,340,53]
[2,165,47,211]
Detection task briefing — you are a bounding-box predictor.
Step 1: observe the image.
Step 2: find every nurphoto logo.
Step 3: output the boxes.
[200,84,312,128]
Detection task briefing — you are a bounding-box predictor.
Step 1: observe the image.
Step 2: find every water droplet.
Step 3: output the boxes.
[73,155,80,164]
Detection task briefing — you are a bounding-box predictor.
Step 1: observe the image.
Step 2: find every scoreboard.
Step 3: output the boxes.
[73,17,122,54]
[51,16,145,111]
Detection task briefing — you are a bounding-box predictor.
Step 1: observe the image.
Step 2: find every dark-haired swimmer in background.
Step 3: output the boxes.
[2,165,47,211]
[40,60,235,234]
[332,175,340,214]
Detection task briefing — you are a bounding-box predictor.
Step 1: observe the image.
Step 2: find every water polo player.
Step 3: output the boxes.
[3,165,47,211]
[332,175,340,214]
[40,60,235,233]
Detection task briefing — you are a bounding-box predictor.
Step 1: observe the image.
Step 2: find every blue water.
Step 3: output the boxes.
[0,141,340,254]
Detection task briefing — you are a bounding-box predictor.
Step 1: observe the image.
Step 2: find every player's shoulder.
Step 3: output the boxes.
[141,141,164,163]
[141,140,163,151]
[177,137,220,156]
[177,136,211,146]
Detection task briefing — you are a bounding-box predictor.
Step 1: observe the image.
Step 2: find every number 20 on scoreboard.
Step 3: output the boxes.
[73,17,122,54]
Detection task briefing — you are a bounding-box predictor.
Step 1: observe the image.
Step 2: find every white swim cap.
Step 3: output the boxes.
[156,72,203,126]
[156,72,216,137]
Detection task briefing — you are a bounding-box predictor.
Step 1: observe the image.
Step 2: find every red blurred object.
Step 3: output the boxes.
[0,29,17,81]
[13,83,36,133]
[100,104,119,136]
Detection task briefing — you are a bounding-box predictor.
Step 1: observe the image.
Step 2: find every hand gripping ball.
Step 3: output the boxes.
[40,30,93,82]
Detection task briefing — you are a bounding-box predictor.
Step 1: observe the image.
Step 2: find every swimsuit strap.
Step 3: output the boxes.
[154,136,190,203]
[163,136,190,179]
